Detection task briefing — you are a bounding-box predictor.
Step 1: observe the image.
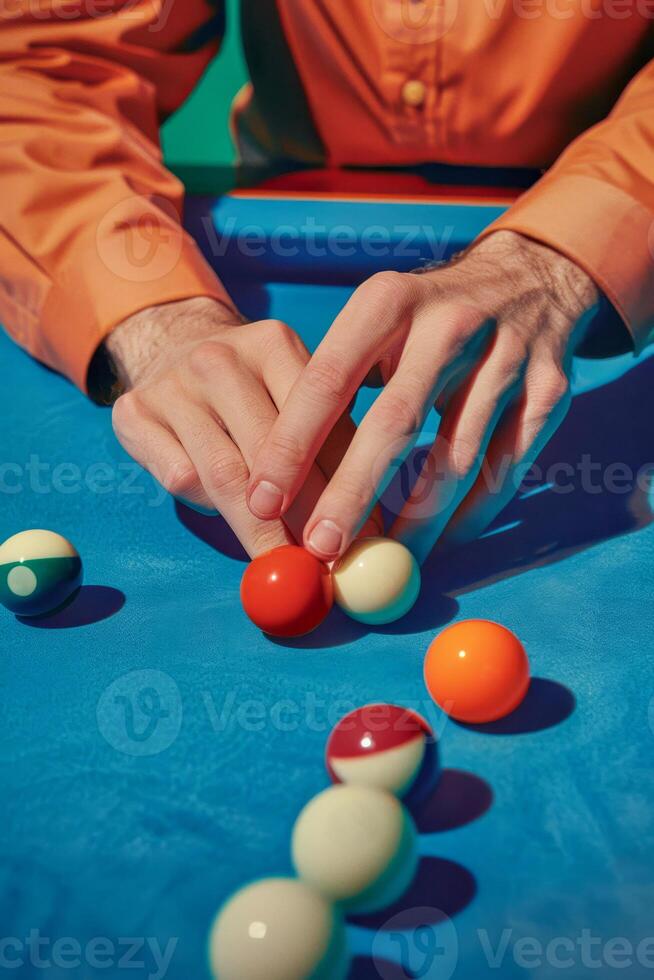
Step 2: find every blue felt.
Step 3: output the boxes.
[1,198,654,980]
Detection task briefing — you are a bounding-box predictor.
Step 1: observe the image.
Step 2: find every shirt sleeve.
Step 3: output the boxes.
[478,58,654,354]
[0,0,234,393]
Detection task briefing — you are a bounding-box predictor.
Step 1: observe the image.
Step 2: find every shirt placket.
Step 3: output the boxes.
[378,0,440,150]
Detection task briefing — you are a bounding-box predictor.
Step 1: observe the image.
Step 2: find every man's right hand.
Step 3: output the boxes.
[107,297,372,557]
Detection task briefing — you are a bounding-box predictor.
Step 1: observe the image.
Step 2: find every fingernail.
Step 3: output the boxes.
[249,481,284,518]
[308,520,343,558]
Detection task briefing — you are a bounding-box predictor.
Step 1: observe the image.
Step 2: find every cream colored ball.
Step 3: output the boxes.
[291,785,418,914]
[208,877,349,980]
[332,537,421,625]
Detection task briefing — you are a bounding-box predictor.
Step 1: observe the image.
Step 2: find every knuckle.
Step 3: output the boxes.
[364,270,412,307]
[329,472,374,517]
[373,388,423,439]
[496,355,524,392]
[264,319,294,344]
[441,303,487,341]
[163,461,199,498]
[530,365,571,417]
[305,352,352,402]
[267,428,305,466]
[261,319,308,361]
[251,524,288,557]
[188,340,236,378]
[112,391,143,434]
[494,334,528,382]
[447,433,482,479]
[206,454,247,496]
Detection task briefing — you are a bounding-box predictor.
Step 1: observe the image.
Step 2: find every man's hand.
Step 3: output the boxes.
[247,231,599,563]
[107,297,371,557]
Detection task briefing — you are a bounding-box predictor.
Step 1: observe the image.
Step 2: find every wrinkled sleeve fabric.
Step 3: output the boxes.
[480,58,654,354]
[0,0,232,393]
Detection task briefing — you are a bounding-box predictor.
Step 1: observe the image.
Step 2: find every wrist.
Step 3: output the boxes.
[471,230,600,318]
[102,296,242,392]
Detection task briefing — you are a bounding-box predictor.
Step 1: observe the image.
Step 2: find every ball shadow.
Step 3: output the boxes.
[349,856,476,930]
[457,677,575,735]
[267,607,368,650]
[375,591,459,637]
[350,956,413,980]
[413,769,493,834]
[17,586,125,629]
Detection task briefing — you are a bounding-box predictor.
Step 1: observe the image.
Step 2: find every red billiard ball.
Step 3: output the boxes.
[424,619,530,724]
[240,545,333,638]
[326,703,439,809]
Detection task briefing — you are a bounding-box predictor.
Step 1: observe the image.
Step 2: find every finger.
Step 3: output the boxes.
[298,304,486,560]
[301,368,440,560]
[253,319,383,534]
[391,333,525,563]
[444,358,571,542]
[112,393,211,509]
[258,330,372,483]
[166,398,294,558]
[248,272,417,520]
[194,344,278,472]
[250,325,343,536]
[187,333,333,543]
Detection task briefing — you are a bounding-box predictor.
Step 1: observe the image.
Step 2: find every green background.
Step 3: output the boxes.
[161,0,248,191]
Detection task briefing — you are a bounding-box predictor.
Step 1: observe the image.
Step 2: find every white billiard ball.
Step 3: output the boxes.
[208,877,350,980]
[291,784,418,914]
[332,537,420,625]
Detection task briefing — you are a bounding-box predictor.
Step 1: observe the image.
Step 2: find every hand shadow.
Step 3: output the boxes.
[175,356,653,644]
[398,355,654,609]
[175,500,249,563]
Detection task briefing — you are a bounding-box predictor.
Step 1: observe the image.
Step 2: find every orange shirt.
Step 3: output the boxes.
[1,0,653,392]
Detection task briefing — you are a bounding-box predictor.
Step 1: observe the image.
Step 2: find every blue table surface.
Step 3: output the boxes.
[2,197,654,980]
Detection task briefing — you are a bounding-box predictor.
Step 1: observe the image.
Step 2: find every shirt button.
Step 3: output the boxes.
[402,79,426,107]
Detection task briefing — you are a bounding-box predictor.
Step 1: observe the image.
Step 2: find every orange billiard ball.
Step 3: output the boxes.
[424,619,530,724]
[240,545,333,638]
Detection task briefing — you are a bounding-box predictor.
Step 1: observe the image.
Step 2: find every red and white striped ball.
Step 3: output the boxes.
[325,704,439,809]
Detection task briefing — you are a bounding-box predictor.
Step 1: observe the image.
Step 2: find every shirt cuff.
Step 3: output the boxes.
[33,196,234,394]
[476,174,654,355]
